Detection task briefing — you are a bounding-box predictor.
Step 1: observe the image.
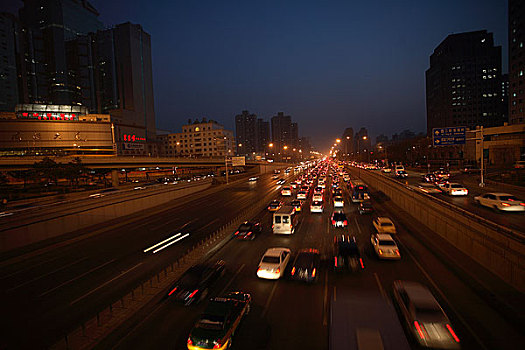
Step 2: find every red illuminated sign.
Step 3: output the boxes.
[123,134,146,142]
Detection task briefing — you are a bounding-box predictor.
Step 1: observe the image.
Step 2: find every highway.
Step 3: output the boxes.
[0,172,289,349]
[94,169,523,350]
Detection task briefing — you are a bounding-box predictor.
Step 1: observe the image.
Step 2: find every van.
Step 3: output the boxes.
[273,206,297,234]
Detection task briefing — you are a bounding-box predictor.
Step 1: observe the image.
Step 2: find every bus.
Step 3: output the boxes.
[272,206,298,234]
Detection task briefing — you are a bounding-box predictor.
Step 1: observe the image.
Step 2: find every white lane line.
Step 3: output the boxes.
[152,233,190,254]
[39,258,116,297]
[323,270,329,326]
[333,286,337,301]
[7,257,88,292]
[374,272,387,301]
[1,255,61,280]
[354,217,362,235]
[70,262,144,305]
[143,232,182,253]
[199,217,220,231]
[219,264,245,295]
[397,239,489,350]
[262,281,279,318]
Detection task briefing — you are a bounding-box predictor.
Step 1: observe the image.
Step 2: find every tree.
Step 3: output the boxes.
[33,157,59,185]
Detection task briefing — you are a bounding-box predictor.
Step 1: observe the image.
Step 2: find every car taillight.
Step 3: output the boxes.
[187,337,193,346]
[501,202,511,207]
[395,249,400,255]
[334,257,338,267]
[188,289,199,298]
[378,249,383,255]
[520,203,525,206]
[275,268,280,274]
[213,340,223,349]
[312,268,316,277]
[291,267,296,275]
[234,231,239,235]
[168,286,178,296]
[343,220,347,225]
[247,231,252,235]
[446,324,460,343]
[332,220,336,225]
[272,224,274,229]
[414,321,427,340]
[359,258,365,269]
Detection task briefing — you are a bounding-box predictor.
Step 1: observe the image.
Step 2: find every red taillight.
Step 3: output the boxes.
[275,268,280,274]
[187,337,193,345]
[359,258,365,269]
[334,257,338,267]
[291,267,296,275]
[395,249,400,256]
[343,220,347,225]
[501,202,511,207]
[234,231,239,235]
[446,324,460,343]
[332,220,336,225]
[247,231,252,235]
[168,286,178,296]
[520,203,525,206]
[188,289,199,298]
[312,268,316,277]
[414,321,426,340]
[213,340,223,349]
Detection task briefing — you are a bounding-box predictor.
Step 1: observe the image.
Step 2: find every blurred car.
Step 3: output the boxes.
[168,260,226,305]
[310,200,324,213]
[443,183,468,196]
[417,182,442,194]
[187,292,251,350]
[435,180,448,189]
[461,165,480,174]
[421,173,437,183]
[433,169,450,180]
[297,190,308,200]
[248,176,259,181]
[267,200,283,212]
[370,233,400,259]
[290,249,320,283]
[474,193,525,212]
[281,186,292,196]
[381,167,392,173]
[373,217,396,234]
[291,199,303,212]
[395,170,409,178]
[358,200,374,214]
[276,178,286,184]
[333,196,344,208]
[314,187,323,195]
[333,188,343,197]
[331,211,348,228]
[514,160,525,169]
[392,281,460,349]
[233,221,262,240]
[333,235,364,271]
[290,181,298,189]
[257,247,291,279]
[312,193,323,202]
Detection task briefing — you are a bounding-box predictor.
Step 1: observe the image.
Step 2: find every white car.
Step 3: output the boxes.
[281,186,292,196]
[312,193,323,202]
[373,217,396,234]
[381,168,392,173]
[393,280,460,349]
[257,248,291,280]
[297,191,307,200]
[474,193,525,212]
[319,181,326,189]
[310,201,323,213]
[333,196,344,208]
[371,233,400,259]
[248,176,259,181]
[443,183,468,196]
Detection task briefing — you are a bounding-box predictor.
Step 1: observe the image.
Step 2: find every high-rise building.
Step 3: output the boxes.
[256,118,270,154]
[0,13,20,112]
[355,127,370,156]
[290,122,299,148]
[342,127,354,156]
[426,30,505,135]
[235,110,257,155]
[271,112,292,152]
[509,0,524,124]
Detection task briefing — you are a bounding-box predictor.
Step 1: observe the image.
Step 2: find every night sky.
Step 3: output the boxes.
[5,0,508,151]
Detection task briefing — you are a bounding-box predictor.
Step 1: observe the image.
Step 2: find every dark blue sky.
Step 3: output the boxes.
[6,0,508,151]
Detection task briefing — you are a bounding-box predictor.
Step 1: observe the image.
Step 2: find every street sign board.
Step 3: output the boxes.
[432,127,466,146]
[231,156,245,166]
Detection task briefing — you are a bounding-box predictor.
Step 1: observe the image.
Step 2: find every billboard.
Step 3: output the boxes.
[231,156,246,166]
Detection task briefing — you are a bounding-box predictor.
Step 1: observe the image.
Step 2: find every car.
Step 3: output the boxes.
[272,174,279,180]
[257,247,291,279]
[290,249,320,283]
[276,178,286,184]
[381,167,392,173]
[290,181,298,189]
[297,190,307,200]
[358,200,374,214]
[333,196,344,208]
[333,235,364,272]
[435,180,448,189]
[395,170,409,178]
[442,182,468,196]
[312,193,323,202]
[281,186,292,196]
[373,217,396,234]
[514,160,525,169]
[461,165,480,174]
[233,221,262,240]
[416,182,442,194]
[310,200,324,213]
[370,233,400,259]
[267,200,283,212]
[314,186,323,194]
[333,188,343,197]
[331,211,348,228]
[421,173,437,183]
[474,193,525,212]
[167,260,226,305]
[392,281,460,349]
[433,169,450,180]
[291,199,303,212]
[187,292,251,350]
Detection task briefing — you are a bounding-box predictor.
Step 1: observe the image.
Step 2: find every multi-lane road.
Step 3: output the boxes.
[91,170,522,350]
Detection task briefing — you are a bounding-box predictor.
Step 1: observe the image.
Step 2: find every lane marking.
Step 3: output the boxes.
[70,262,143,305]
[323,270,329,326]
[333,286,337,301]
[152,233,190,254]
[374,272,387,300]
[143,232,182,253]
[7,257,88,292]
[262,281,279,318]
[397,239,489,350]
[39,258,116,297]
[219,264,245,295]
[1,255,61,280]
[354,217,362,235]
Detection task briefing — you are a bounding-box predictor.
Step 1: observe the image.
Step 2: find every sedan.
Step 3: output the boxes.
[373,217,396,234]
[257,248,291,280]
[333,196,344,208]
[267,200,282,212]
[393,280,460,349]
[291,199,303,212]
[312,193,323,202]
[331,211,348,228]
[233,221,262,240]
[370,233,400,259]
[290,249,320,283]
[167,260,226,305]
[297,191,308,200]
[443,183,468,196]
[281,186,292,196]
[395,170,409,178]
[474,193,525,212]
[310,201,324,213]
[358,201,374,214]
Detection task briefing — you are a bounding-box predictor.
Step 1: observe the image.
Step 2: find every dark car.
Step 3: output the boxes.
[421,173,437,183]
[333,188,343,197]
[233,221,261,240]
[358,200,374,214]
[291,249,321,283]
[167,260,225,305]
[334,235,364,272]
[395,170,408,178]
[331,211,348,228]
[267,200,283,212]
